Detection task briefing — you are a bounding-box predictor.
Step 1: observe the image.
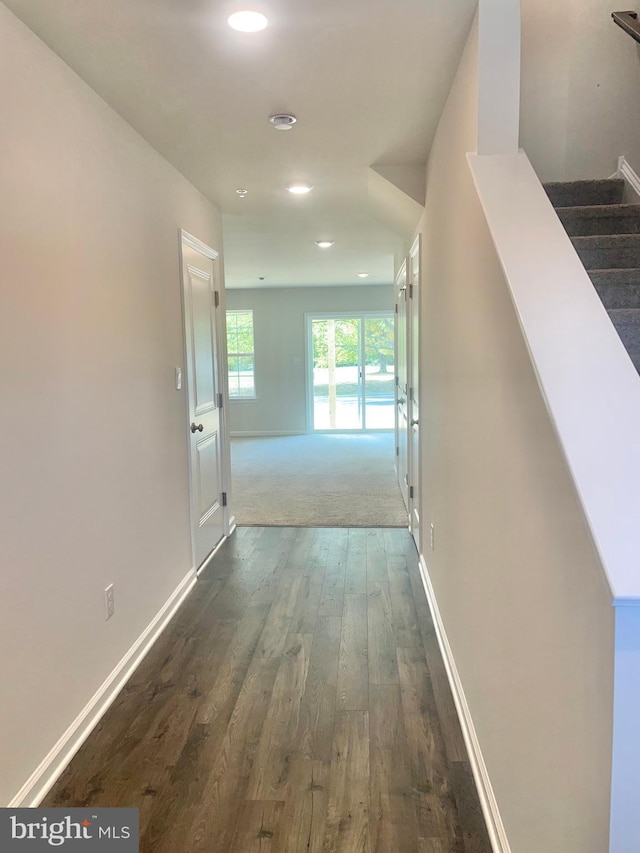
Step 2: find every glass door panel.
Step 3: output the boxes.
[363,316,395,429]
[312,318,362,430]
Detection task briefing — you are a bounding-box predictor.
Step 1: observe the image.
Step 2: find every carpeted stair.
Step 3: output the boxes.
[544,177,640,372]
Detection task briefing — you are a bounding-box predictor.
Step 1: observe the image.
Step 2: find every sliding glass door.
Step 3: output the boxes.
[308,313,394,431]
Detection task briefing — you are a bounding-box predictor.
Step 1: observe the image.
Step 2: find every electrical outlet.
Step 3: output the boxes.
[430,523,435,550]
[105,584,115,621]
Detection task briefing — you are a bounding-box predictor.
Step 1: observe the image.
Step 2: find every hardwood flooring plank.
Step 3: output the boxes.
[196,602,272,724]
[421,630,468,764]
[383,527,410,558]
[418,840,447,853]
[275,760,328,853]
[367,581,399,685]
[255,570,305,657]
[296,616,341,761]
[370,746,420,853]
[449,761,492,853]
[365,528,389,585]
[397,645,439,719]
[179,656,281,852]
[369,685,419,853]
[228,800,285,852]
[318,529,348,616]
[289,532,329,634]
[387,555,423,649]
[345,528,367,594]
[337,594,369,711]
[246,633,313,800]
[323,710,371,853]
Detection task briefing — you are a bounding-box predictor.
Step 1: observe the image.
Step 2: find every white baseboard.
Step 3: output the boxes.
[230,431,306,438]
[9,568,198,808]
[418,554,511,853]
[616,156,640,204]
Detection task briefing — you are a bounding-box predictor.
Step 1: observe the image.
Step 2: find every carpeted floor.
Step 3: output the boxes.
[230,433,408,527]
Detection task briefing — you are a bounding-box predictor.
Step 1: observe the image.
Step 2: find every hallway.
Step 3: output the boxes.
[46,527,490,852]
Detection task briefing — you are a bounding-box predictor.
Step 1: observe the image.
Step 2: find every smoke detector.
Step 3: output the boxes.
[269,114,297,131]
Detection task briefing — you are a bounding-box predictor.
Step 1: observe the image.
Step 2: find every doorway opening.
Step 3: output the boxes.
[306,312,395,432]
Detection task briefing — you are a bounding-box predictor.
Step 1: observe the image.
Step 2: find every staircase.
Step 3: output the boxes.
[544,178,640,372]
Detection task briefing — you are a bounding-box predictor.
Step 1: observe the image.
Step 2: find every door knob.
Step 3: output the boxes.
[411,419,419,427]
[191,423,204,433]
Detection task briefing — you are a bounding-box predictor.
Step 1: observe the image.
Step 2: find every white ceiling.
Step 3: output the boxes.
[4,0,477,288]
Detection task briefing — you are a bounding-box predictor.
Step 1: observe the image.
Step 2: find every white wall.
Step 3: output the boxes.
[418,16,614,851]
[520,0,640,180]
[0,5,223,805]
[226,285,393,434]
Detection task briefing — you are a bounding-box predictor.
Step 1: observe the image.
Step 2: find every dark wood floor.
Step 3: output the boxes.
[46,527,491,852]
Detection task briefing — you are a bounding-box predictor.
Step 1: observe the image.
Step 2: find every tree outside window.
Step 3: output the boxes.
[226,310,256,398]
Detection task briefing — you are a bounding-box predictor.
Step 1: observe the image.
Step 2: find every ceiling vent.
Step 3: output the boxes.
[269,114,297,131]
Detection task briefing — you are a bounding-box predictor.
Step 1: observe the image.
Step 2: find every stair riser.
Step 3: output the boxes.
[575,245,640,270]
[559,213,640,237]
[592,282,640,309]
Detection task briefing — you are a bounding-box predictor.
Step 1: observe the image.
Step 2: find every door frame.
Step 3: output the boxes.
[305,311,395,433]
[179,229,233,575]
[394,260,409,513]
[407,233,421,550]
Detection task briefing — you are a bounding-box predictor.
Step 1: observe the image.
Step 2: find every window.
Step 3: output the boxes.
[226,309,256,398]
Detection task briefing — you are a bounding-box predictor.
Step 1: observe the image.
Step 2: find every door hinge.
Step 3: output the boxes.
[395,375,399,386]
[222,491,228,507]
[217,392,223,409]
[214,290,220,307]
[395,303,398,314]
[408,284,414,299]
[409,386,414,402]
[409,485,414,499]
[396,445,400,457]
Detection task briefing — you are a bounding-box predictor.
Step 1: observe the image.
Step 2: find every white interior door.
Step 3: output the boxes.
[408,235,421,550]
[180,231,225,570]
[395,261,409,512]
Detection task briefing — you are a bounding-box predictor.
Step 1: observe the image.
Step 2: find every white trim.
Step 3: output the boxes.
[9,568,197,808]
[418,553,511,853]
[616,156,640,205]
[180,229,219,260]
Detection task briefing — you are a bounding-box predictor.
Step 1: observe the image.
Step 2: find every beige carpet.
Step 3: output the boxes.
[231,433,408,527]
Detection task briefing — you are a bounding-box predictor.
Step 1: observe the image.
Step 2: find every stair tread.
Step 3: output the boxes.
[587,267,640,277]
[544,178,625,207]
[572,234,640,244]
[555,204,640,216]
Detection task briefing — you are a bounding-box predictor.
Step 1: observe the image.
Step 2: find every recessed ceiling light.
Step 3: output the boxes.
[228,11,268,32]
[235,188,248,196]
[357,272,370,278]
[269,114,297,131]
[315,241,335,248]
[287,184,313,195]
